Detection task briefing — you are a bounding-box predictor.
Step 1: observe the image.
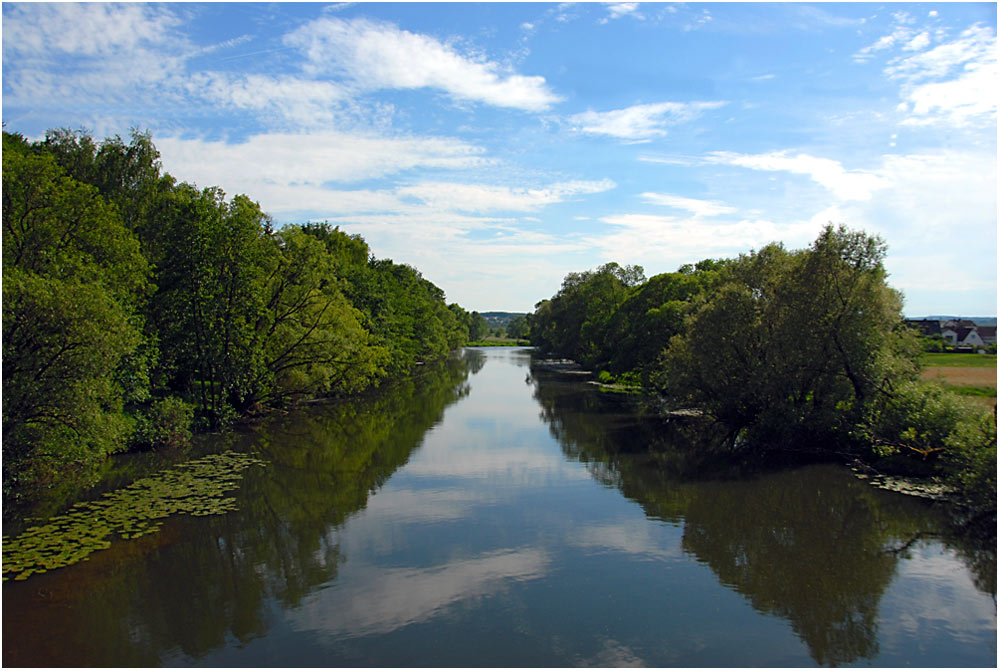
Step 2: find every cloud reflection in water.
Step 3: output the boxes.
[289,548,551,637]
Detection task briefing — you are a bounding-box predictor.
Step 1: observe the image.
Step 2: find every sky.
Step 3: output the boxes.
[2,2,996,315]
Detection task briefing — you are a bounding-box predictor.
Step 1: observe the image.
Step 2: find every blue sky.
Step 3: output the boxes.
[3,2,996,315]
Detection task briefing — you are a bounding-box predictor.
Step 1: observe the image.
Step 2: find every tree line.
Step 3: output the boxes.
[2,129,477,501]
[529,226,995,512]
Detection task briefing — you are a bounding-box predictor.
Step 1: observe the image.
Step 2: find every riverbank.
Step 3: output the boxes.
[533,355,995,517]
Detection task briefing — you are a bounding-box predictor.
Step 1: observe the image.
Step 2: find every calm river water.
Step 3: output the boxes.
[3,347,996,667]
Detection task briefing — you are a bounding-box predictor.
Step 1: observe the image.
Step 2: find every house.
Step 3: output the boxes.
[976,326,996,345]
[905,319,943,337]
[955,327,985,347]
[942,325,994,347]
[915,318,995,349]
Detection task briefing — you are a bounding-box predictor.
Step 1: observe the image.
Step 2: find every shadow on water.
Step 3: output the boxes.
[528,357,996,667]
[2,351,481,667]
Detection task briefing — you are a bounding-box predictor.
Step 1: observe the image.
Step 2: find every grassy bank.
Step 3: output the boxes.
[467,339,531,347]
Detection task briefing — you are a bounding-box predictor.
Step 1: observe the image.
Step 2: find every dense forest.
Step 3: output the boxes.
[528,227,996,513]
[2,129,479,502]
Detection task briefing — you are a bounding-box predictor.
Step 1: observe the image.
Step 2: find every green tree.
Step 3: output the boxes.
[530,262,645,366]
[506,314,529,340]
[42,128,165,236]
[252,226,389,405]
[150,185,272,424]
[658,225,919,451]
[467,311,490,341]
[602,268,718,378]
[2,133,149,495]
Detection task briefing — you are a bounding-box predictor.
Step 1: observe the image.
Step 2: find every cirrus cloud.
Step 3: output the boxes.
[705,150,890,201]
[397,179,615,213]
[568,101,726,142]
[640,192,737,217]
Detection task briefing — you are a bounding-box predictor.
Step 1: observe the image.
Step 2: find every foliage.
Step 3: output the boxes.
[131,396,195,450]
[863,381,996,510]
[2,130,471,502]
[253,226,389,405]
[505,314,529,339]
[2,135,149,497]
[467,311,490,341]
[530,262,646,367]
[529,224,993,510]
[657,226,920,450]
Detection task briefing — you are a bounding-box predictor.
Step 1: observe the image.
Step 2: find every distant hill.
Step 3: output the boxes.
[917,316,997,326]
[480,311,526,327]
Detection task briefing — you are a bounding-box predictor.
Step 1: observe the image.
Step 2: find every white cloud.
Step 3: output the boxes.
[155,131,486,192]
[852,16,996,128]
[641,192,737,217]
[152,127,614,310]
[1,4,190,112]
[705,150,889,201]
[885,24,995,80]
[697,149,995,313]
[291,548,551,637]
[887,24,997,127]
[602,3,642,23]
[903,31,931,51]
[583,212,820,277]
[589,213,818,256]
[569,101,726,142]
[681,8,714,32]
[398,179,615,213]
[283,17,562,111]
[186,72,349,128]
[852,11,922,63]
[1,3,183,57]
[899,63,997,127]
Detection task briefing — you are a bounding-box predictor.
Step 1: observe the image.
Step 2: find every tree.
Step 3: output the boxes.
[602,268,718,377]
[2,133,149,495]
[530,262,645,366]
[506,314,528,340]
[150,185,272,424]
[467,311,489,341]
[658,225,919,451]
[252,226,389,405]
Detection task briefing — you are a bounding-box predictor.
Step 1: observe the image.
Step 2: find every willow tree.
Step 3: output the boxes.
[252,226,389,405]
[659,225,919,451]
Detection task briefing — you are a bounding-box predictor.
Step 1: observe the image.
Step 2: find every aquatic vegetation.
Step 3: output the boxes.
[2,451,266,582]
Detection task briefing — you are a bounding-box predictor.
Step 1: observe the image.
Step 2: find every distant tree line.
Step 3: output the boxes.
[529,226,995,512]
[462,311,529,342]
[2,129,475,500]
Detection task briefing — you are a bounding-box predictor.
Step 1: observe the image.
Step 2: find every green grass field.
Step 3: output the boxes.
[919,352,996,368]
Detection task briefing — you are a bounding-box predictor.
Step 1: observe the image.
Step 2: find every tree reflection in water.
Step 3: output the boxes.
[1,352,480,667]
[530,360,995,666]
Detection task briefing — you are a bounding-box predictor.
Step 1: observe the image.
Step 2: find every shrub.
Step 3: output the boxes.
[133,396,194,450]
[864,381,996,511]
[942,410,997,511]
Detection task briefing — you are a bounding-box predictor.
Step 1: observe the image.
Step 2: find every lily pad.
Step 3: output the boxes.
[2,451,266,582]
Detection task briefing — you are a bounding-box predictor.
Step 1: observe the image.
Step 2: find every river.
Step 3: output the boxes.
[2,347,995,666]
